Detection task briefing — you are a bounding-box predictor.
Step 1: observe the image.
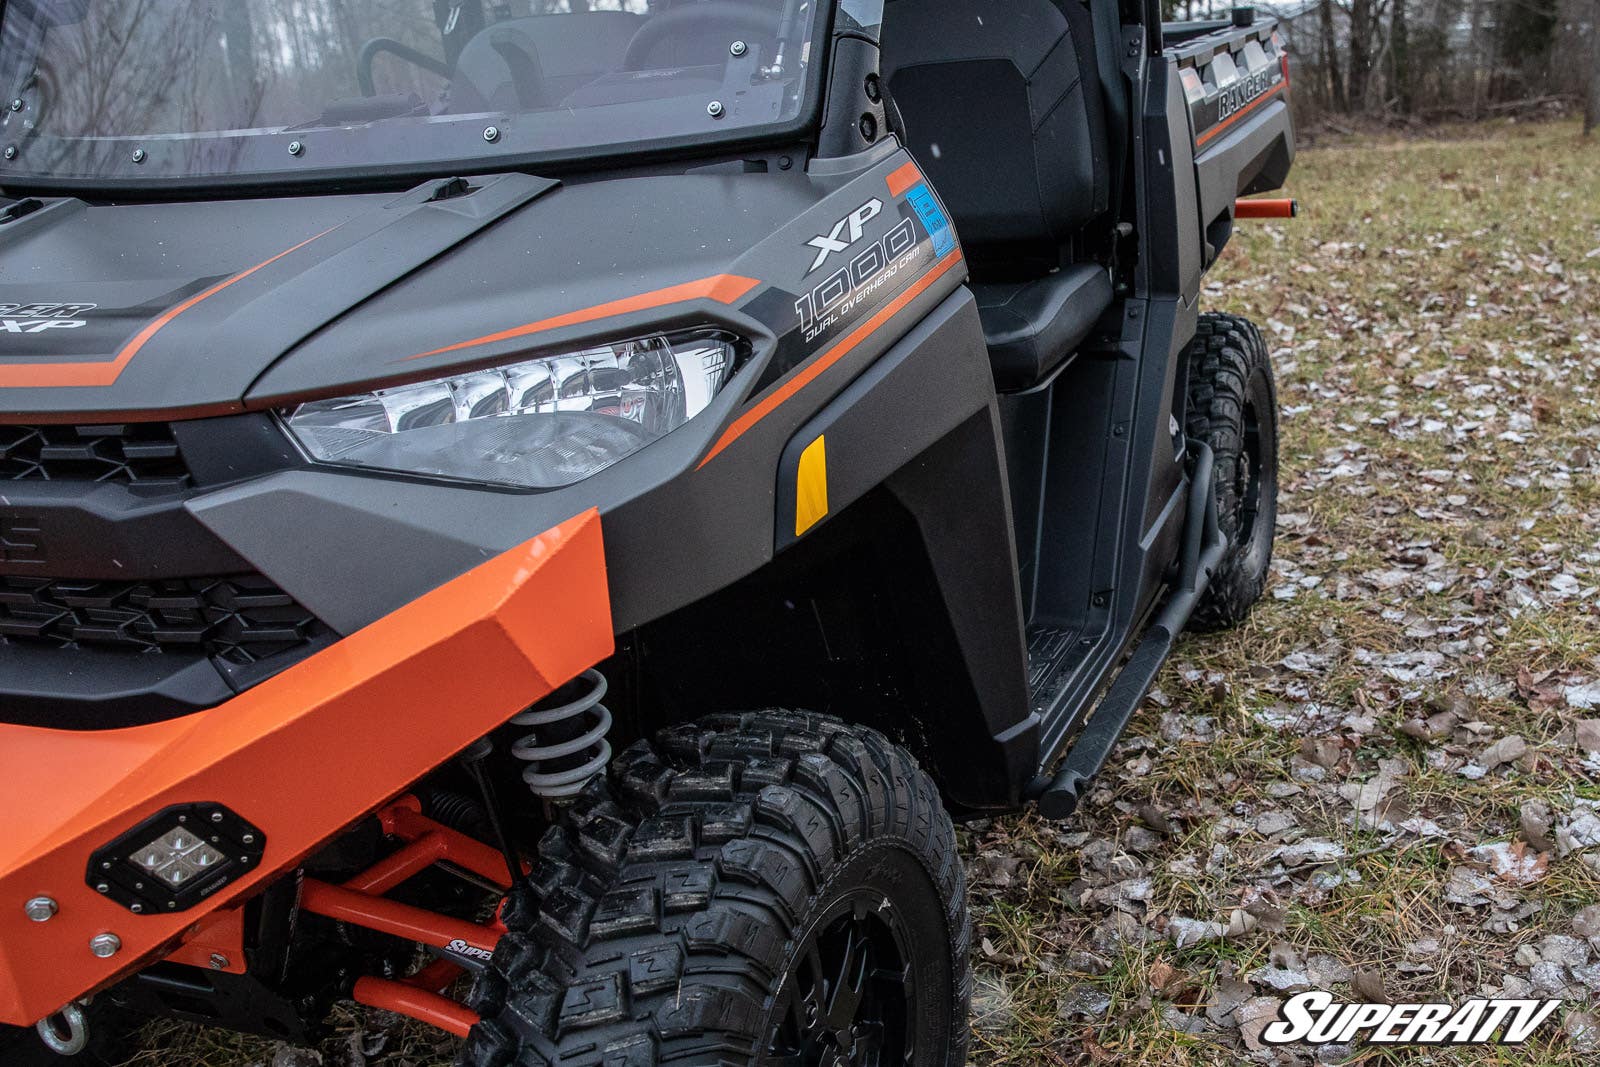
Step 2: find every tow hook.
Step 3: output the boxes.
[35,1002,89,1056]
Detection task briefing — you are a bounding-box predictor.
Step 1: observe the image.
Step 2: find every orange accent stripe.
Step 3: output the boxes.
[886,160,924,198]
[0,229,333,389]
[403,274,763,362]
[697,248,965,469]
[1196,67,1291,149]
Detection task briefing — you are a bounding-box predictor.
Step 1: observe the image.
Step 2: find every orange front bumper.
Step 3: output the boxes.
[0,509,611,1026]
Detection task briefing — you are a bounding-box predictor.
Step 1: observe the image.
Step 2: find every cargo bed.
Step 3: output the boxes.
[1166,13,1296,264]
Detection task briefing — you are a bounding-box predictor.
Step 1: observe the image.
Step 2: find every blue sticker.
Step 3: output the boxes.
[904,182,955,257]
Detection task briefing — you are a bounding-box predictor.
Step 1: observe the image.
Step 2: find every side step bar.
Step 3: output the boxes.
[1028,443,1227,819]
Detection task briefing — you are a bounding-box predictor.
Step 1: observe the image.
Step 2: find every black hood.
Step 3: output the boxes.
[0,164,844,421]
[0,174,558,420]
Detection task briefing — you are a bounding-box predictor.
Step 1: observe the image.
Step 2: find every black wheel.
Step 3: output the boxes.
[1183,312,1278,631]
[461,711,971,1067]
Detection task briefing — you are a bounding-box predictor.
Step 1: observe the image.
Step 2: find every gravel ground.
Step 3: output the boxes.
[123,120,1600,1066]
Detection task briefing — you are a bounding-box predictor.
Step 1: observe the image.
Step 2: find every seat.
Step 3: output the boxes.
[451,12,643,112]
[881,0,1115,390]
[973,265,1113,392]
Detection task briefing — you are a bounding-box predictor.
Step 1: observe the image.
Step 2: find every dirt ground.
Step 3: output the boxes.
[124,120,1600,1066]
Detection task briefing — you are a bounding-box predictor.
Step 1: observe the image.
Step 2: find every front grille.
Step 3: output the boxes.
[0,574,324,664]
[0,423,190,487]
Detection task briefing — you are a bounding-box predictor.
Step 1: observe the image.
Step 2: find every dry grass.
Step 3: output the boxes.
[123,121,1600,1066]
[967,118,1600,1065]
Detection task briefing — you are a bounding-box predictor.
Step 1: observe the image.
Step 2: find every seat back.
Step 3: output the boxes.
[880,0,1109,277]
[451,12,644,112]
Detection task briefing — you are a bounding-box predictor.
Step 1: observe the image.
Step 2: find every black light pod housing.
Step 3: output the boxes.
[86,802,266,914]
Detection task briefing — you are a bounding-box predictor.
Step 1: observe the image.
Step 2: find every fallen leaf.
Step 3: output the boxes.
[1470,840,1549,885]
[1237,997,1284,1051]
[1168,916,1227,949]
[1478,733,1527,769]
[1521,800,1557,852]
[1206,977,1254,1024]
[1350,968,1388,1003]
[1148,959,1186,995]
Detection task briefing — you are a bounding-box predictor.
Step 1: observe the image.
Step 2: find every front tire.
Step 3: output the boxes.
[461,711,971,1067]
[1184,312,1279,631]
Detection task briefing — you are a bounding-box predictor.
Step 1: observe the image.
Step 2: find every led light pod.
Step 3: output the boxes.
[88,803,265,914]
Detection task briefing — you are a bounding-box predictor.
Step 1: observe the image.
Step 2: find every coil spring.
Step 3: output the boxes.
[509,668,612,800]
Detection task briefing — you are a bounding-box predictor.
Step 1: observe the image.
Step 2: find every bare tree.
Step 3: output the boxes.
[1319,0,1348,112]
[1588,0,1600,134]
[1388,0,1409,113]
[1346,0,1380,111]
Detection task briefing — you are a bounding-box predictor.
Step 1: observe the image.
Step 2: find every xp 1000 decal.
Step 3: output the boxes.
[804,197,885,275]
[695,160,962,466]
[795,213,920,343]
[753,165,957,379]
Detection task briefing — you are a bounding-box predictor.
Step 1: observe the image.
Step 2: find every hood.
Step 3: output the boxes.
[0,174,555,420]
[0,167,826,421]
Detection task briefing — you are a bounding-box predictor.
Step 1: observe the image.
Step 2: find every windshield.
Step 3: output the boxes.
[0,0,818,186]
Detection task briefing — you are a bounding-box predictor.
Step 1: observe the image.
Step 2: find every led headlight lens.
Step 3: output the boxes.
[283,331,738,489]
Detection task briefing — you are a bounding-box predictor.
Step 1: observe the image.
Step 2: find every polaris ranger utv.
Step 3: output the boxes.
[0,0,1294,1063]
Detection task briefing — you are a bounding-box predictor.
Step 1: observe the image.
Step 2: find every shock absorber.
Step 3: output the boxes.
[508,668,612,800]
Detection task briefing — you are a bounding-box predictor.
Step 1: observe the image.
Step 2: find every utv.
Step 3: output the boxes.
[0,0,1294,1063]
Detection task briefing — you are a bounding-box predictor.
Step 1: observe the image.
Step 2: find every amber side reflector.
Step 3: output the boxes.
[795,435,829,537]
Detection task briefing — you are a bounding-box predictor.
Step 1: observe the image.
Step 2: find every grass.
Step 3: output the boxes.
[967,118,1600,1065]
[122,120,1600,1065]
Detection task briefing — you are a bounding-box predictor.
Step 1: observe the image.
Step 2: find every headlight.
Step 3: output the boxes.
[282,330,738,488]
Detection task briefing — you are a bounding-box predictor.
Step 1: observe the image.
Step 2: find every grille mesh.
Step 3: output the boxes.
[0,574,324,663]
[0,424,190,486]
